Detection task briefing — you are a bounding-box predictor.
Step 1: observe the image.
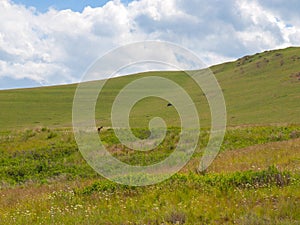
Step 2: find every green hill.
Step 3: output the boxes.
[1,46,300,130]
[1,47,300,224]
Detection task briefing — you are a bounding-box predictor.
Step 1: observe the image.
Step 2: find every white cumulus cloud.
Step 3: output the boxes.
[0,0,300,89]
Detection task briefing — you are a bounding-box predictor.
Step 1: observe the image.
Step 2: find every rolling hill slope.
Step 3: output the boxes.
[0,47,299,130]
[1,47,300,225]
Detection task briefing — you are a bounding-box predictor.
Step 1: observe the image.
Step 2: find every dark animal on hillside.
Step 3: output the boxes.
[97,126,103,133]
[167,103,172,107]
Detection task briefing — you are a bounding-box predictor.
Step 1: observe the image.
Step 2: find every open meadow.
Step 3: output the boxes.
[0,47,300,224]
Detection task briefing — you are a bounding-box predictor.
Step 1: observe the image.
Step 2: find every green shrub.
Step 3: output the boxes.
[22,129,36,141]
[47,131,57,139]
[201,165,291,191]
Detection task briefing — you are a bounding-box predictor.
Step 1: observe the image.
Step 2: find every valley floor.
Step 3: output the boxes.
[0,125,300,224]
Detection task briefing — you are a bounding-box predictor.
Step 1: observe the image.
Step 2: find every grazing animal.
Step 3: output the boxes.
[167,103,172,107]
[97,126,103,133]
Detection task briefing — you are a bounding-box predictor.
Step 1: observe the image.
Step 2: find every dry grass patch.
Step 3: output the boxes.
[209,138,300,173]
[182,138,300,174]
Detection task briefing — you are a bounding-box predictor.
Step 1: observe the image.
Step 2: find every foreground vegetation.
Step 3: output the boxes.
[1,170,299,224]
[0,125,299,224]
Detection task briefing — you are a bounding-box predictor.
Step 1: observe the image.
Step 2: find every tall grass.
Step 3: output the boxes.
[0,126,299,224]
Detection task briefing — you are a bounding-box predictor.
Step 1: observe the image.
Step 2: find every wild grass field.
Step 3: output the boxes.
[0,47,300,224]
[0,126,300,224]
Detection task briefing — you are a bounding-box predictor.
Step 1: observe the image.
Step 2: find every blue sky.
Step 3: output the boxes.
[12,0,131,12]
[1,0,300,89]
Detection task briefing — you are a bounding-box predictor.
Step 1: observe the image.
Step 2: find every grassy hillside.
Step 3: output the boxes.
[0,47,300,130]
[1,47,300,224]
